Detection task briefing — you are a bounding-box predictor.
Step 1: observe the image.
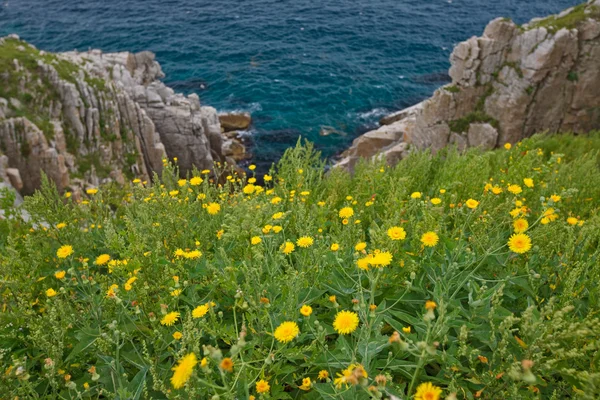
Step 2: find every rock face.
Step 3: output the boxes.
[336,1,600,170]
[0,36,244,195]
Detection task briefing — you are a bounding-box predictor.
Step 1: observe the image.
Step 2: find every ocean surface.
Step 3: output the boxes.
[1,0,579,168]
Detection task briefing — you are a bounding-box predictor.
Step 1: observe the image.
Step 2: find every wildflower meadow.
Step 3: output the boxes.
[1,133,599,399]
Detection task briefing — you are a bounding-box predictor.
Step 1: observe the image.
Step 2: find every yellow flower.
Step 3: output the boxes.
[192,305,209,318]
[567,217,578,225]
[318,370,329,380]
[508,184,522,195]
[513,218,529,233]
[55,270,66,279]
[299,377,312,391]
[262,225,272,234]
[333,310,359,335]
[170,353,197,389]
[338,207,354,219]
[272,225,283,233]
[200,357,208,368]
[402,326,411,333]
[256,379,270,394]
[272,212,284,220]
[86,188,98,195]
[264,174,272,182]
[387,226,406,241]
[280,241,295,255]
[342,218,349,225]
[410,192,422,199]
[355,242,367,252]
[430,198,441,205]
[504,143,512,150]
[296,236,314,248]
[220,357,234,372]
[274,321,300,343]
[414,382,442,400]
[550,194,561,202]
[249,164,256,171]
[206,202,221,215]
[190,177,203,186]
[169,190,179,197]
[421,232,439,247]
[161,312,180,326]
[56,222,66,229]
[95,254,111,265]
[508,233,532,254]
[370,251,393,267]
[178,179,187,187]
[523,178,534,188]
[300,305,313,317]
[172,331,183,340]
[56,245,74,259]
[330,243,340,251]
[251,236,262,245]
[46,288,58,297]
[491,186,503,195]
[243,184,256,194]
[271,196,282,204]
[171,289,182,297]
[425,300,437,310]
[465,199,479,209]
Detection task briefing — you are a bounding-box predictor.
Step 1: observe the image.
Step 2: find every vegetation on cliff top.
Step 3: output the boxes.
[527,3,600,32]
[0,133,599,399]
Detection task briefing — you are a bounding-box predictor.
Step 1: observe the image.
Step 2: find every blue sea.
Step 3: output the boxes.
[1,0,579,168]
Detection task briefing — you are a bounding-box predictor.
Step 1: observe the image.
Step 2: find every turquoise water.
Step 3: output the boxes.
[1,0,579,168]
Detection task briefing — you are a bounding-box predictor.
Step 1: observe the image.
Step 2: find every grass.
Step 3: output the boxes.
[527,3,600,32]
[0,133,599,399]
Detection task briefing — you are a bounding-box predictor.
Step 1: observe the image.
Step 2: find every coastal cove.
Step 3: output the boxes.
[0,0,580,169]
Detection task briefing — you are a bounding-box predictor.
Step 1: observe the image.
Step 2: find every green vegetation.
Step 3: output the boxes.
[448,111,500,133]
[443,85,460,93]
[527,3,600,32]
[0,133,599,399]
[567,71,579,82]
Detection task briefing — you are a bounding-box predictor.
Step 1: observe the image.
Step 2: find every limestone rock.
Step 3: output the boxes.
[336,2,600,170]
[219,112,252,132]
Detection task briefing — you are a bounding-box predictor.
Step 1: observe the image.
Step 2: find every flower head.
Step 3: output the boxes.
[192,305,209,318]
[161,311,180,326]
[330,243,340,251]
[95,254,111,265]
[421,232,439,247]
[513,218,529,233]
[220,357,234,372]
[411,192,422,199]
[56,245,74,259]
[333,310,359,335]
[355,242,367,252]
[280,241,295,255]
[430,198,442,205]
[414,382,442,400]
[508,233,532,254]
[508,184,522,195]
[296,236,314,248]
[256,379,270,394]
[206,202,221,215]
[300,305,313,317]
[251,236,262,245]
[387,226,406,241]
[465,199,479,209]
[46,288,58,297]
[338,207,354,219]
[55,270,66,279]
[274,321,300,343]
[170,353,197,389]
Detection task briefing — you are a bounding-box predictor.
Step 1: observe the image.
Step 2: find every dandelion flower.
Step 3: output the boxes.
[161,311,180,326]
[430,198,442,205]
[272,212,284,220]
[56,245,74,259]
[206,202,221,215]
[338,207,354,219]
[421,232,439,247]
[95,254,111,265]
[491,186,503,195]
[300,305,313,317]
[504,143,512,150]
[513,218,529,233]
[330,243,340,251]
[567,217,578,225]
[523,178,534,188]
[46,288,58,297]
[251,236,262,245]
[189,177,203,186]
[86,188,98,195]
[387,227,406,241]
[414,382,442,400]
[299,377,312,391]
[410,192,422,199]
[355,242,367,252]
[318,370,329,380]
[296,236,314,248]
[192,305,209,318]
[172,332,183,340]
[274,321,300,343]
[465,199,479,209]
[508,184,522,195]
[220,357,234,372]
[508,233,532,254]
[256,379,270,394]
[280,241,295,255]
[333,310,359,335]
[55,270,66,279]
[170,353,197,389]
[425,300,437,310]
[550,194,561,202]
[371,251,393,267]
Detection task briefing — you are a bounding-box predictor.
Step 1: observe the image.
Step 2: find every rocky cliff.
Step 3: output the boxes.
[0,35,243,196]
[336,0,600,170]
